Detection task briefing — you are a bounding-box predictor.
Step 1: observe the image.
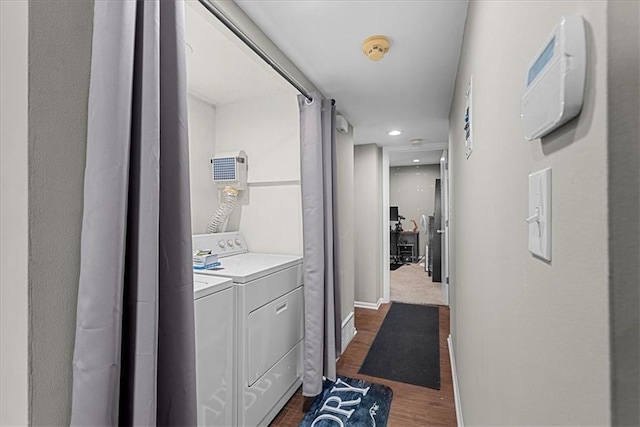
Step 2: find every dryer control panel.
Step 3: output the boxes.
[192,232,248,258]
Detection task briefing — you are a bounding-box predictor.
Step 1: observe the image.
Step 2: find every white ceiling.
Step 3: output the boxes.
[389,147,445,167]
[236,0,468,151]
[184,1,295,106]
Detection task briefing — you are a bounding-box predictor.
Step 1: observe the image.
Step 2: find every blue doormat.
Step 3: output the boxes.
[299,376,393,427]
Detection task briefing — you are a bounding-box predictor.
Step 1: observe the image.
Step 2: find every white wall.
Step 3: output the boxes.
[353,144,383,305]
[188,95,218,234]
[336,125,355,323]
[448,1,610,425]
[28,1,94,424]
[214,93,303,255]
[0,1,29,424]
[389,164,440,257]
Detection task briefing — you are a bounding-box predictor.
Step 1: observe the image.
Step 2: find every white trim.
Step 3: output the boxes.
[382,143,449,305]
[381,147,391,303]
[247,179,300,187]
[440,149,450,306]
[340,311,357,354]
[448,334,464,427]
[354,298,383,310]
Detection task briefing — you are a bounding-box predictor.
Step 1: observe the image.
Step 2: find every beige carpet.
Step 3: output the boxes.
[390,263,445,306]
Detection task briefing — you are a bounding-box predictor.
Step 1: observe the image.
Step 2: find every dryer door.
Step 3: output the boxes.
[247,286,303,386]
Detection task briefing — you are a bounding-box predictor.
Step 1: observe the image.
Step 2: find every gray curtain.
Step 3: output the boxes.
[71,1,196,425]
[298,93,343,397]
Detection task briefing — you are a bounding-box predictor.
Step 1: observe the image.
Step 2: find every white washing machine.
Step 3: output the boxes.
[192,232,303,427]
[193,274,235,426]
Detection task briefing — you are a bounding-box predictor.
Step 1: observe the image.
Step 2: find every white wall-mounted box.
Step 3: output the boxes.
[521,15,587,140]
[336,114,349,134]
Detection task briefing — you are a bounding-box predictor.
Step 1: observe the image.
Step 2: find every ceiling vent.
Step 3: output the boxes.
[362,35,390,61]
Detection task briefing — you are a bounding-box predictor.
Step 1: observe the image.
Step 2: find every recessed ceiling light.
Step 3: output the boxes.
[388,130,402,136]
[413,159,420,163]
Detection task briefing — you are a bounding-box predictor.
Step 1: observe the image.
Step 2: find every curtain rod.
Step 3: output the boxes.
[196,0,314,103]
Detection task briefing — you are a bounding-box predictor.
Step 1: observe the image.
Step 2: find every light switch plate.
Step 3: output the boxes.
[528,168,551,261]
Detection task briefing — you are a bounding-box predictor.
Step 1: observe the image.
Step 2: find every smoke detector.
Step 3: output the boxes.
[411,139,423,146]
[362,35,390,61]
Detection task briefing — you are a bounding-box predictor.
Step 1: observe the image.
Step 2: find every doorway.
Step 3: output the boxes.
[383,146,450,307]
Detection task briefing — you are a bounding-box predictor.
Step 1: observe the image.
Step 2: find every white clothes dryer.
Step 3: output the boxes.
[192,232,304,427]
[193,274,235,426]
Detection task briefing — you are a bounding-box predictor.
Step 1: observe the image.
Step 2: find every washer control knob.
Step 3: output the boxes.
[227,239,234,247]
[235,239,242,247]
[218,240,225,248]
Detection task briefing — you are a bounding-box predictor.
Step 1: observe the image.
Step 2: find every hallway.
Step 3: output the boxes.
[390,262,445,306]
[2,1,638,425]
[271,304,456,426]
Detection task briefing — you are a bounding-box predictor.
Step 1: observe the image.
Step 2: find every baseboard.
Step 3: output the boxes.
[354,298,383,310]
[340,311,357,354]
[448,334,464,427]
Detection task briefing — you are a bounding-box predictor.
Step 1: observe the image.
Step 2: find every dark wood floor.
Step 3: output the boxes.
[270,303,457,426]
